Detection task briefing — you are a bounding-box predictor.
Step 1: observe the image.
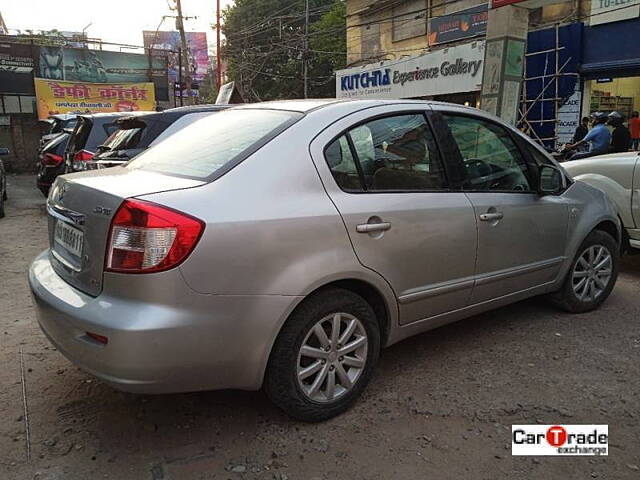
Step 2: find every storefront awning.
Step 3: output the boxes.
[581,17,640,78]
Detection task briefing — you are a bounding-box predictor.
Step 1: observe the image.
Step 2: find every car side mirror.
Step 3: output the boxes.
[538,165,563,195]
[0,147,9,156]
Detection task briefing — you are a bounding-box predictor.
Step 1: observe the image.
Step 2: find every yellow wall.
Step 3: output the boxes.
[346,0,428,65]
[345,0,585,67]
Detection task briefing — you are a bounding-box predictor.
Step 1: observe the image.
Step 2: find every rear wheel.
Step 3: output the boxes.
[264,288,380,422]
[550,230,619,313]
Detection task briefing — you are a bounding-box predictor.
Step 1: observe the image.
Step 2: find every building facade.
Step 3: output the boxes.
[337,0,640,149]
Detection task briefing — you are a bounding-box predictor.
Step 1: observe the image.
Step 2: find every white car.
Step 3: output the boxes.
[563,152,640,251]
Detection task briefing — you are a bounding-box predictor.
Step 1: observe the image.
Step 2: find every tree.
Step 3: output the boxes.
[309,0,346,98]
[222,0,345,101]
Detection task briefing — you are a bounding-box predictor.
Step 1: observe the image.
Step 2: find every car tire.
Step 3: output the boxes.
[550,230,619,313]
[264,288,381,422]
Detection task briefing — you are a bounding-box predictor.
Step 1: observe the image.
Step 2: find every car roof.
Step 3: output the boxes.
[115,105,228,124]
[78,111,152,121]
[230,98,486,116]
[48,113,78,121]
[163,104,229,114]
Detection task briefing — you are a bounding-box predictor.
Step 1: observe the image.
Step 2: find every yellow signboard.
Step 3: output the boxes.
[34,78,155,120]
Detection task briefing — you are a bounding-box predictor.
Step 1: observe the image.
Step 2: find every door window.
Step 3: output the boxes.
[443,114,532,192]
[325,114,447,192]
[325,135,363,192]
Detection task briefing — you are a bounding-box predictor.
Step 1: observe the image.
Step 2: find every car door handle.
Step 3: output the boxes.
[479,212,504,222]
[356,222,392,233]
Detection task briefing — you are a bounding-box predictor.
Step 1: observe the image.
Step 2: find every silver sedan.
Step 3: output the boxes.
[29,100,620,421]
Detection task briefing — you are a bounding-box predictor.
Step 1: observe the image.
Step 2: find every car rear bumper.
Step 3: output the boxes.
[28,250,301,393]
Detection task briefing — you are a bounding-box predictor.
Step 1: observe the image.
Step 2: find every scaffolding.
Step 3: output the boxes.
[518,23,580,149]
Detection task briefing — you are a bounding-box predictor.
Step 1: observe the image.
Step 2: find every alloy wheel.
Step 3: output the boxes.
[296,312,368,403]
[572,245,613,302]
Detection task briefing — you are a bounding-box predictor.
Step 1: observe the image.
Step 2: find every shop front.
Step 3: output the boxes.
[581,17,640,119]
[335,41,485,107]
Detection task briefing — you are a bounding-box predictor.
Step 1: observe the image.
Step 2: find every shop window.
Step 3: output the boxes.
[3,96,20,114]
[19,96,35,114]
[392,0,427,42]
[588,78,639,120]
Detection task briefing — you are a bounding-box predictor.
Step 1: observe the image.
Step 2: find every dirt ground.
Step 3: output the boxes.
[1,174,639,480]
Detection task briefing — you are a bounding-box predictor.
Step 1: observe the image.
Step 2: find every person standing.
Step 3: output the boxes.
[630,111,640,151]
[566,112,611,159]
[608,111,630,153]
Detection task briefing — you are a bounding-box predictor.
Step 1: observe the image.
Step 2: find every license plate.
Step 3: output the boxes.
[54,220,84,258]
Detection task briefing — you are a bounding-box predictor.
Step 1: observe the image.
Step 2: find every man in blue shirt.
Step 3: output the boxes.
[566,112,611,159]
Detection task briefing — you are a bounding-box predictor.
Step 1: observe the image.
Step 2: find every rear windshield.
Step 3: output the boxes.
[50,118,77,134]
[101,126,145,151]
[127,109,302,180]
[86,120,119,151]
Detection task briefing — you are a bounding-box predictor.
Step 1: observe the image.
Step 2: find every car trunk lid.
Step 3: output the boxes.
[47,167,204,296]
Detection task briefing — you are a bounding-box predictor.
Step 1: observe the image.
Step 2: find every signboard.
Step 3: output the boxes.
[429,5,488,46]
[556,87,582,147]
[336,41,485,100]
[0,43,36,94]
[491,0,526,8]
[34,78,155,120]
[142,31,210,97]
[590,0,640,26]
[36,46,168,101]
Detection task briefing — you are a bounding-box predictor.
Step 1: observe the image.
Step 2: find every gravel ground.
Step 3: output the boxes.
[1,175,639,480]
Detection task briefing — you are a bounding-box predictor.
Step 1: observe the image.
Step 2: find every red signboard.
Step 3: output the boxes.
[491,0,526,8]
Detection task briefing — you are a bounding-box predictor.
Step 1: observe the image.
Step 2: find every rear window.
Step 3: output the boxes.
[101,126,145,151]
[127,109,302,180]
[86,120,119,151]
[149,112,216,146]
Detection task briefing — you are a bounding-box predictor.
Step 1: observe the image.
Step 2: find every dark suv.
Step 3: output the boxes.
[87,105,228,169]
[36,132,70,197]
[40,114,77,149]
[64,112,149,172]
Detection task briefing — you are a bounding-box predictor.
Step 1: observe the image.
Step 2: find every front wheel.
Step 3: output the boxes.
[264,288,380,422]
[550,230,619,313]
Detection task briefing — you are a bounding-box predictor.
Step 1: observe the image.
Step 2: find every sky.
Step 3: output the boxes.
[0,0,235,53]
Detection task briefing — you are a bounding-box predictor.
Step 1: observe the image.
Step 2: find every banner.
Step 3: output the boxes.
[491,0,526,7]
[34,78,155,120]
[429,4,488,46]
[336,41,485,100]
[0,42,36,94]
[142,30,209,96]
[37,46,168,101]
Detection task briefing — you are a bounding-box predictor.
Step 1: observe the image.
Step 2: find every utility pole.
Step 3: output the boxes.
[175,0,192,104]
[216,0,222,90]
[178,46,184,106]
[303,0,309,99]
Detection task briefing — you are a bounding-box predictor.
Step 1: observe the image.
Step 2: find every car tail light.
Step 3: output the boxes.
[106,199,204,273]
[43,152,64,166]
[72,149,94,170]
